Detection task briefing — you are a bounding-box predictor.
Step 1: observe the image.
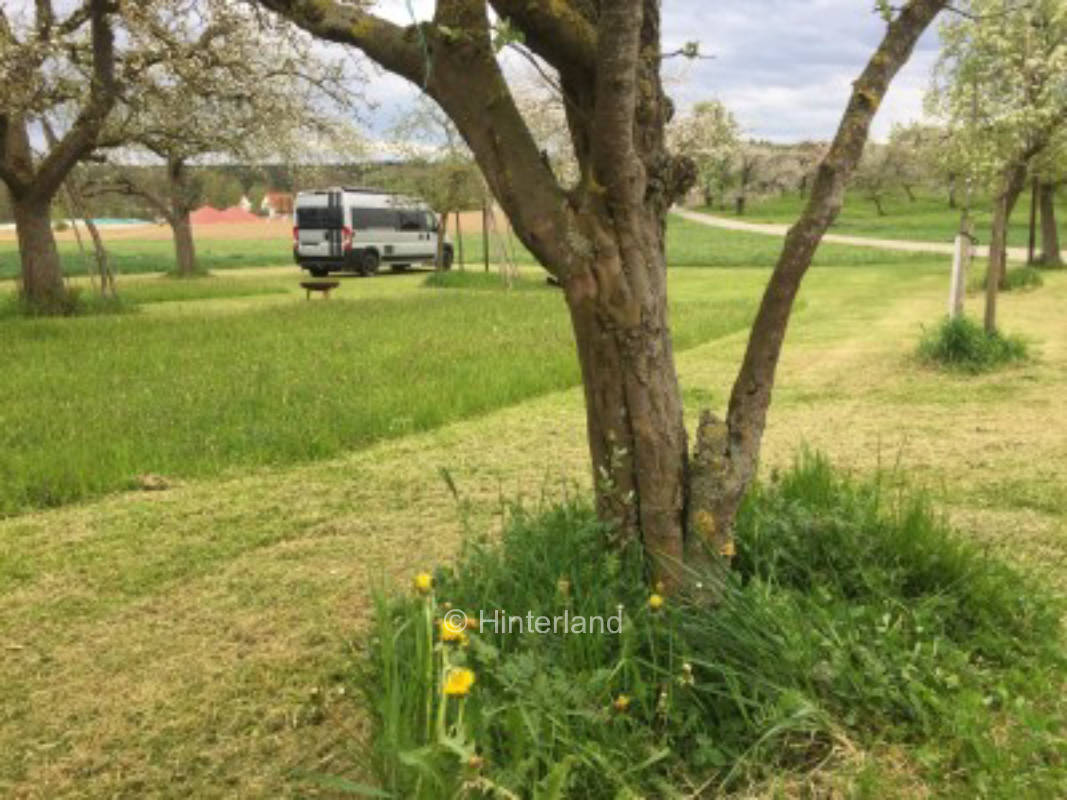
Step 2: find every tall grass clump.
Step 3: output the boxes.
[968,265,1044,292]
[917,315,1028,373]
[361,454,1064,798]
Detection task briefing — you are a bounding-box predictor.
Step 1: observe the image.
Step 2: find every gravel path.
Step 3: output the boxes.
[671,207,1046,263]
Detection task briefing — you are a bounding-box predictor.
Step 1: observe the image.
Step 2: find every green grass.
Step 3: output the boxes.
[2,213,930,517]
[0,236,293,279]
[0,277,756,516]
[363,454,1065,798]
[917,315,1029,373]
[700,189,1067,248]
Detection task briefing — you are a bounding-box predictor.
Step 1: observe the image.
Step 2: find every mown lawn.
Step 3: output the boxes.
[700,188,1067,247]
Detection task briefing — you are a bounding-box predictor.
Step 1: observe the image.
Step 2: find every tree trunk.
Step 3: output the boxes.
[13,195,69,310]
[167,158,199,277]
[435,210,450,270]
[1038,181,1062,267]
[735,194,746,215]
[562,211,691,583]
[455,209,464,269]
[903,184,916,202]
[948,174,957,209]
[871,194,887,216]
[83,218,115,296]
[985,163,1026,332]
[171,210,198,277]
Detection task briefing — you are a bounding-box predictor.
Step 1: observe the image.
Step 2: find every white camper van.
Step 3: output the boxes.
[292,187,452,277]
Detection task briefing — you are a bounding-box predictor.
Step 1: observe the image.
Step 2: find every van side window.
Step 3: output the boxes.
[398,211,422,231]
[296,206,343,229]
[352,208,399,229]
[423,212,437,232]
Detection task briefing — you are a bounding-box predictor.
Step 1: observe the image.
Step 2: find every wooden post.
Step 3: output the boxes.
[482,202,489,272]
[949,233,969,318]
[455,209,464,270]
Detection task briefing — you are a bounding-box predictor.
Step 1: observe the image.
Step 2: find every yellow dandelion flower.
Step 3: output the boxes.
[443,667,476,696]
[719,539,736,558]
[413,572,433,594]
[467,754,485,770]
[613,694,631,712]
[648,593,665,611]
[438,616,468,645]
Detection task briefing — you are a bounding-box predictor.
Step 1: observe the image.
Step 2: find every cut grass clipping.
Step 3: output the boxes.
[361,454,1065,798]
[917,315,1028,373]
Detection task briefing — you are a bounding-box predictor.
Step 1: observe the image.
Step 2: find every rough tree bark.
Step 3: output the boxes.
[984,162,1027,332]
[1038,181,1062,267]
[256,0,947,589]
[0,0,117,312]
[11,190,66,307]
[167,159,199,277]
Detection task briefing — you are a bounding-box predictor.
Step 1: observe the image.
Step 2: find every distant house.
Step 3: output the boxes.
[261,191,294,219]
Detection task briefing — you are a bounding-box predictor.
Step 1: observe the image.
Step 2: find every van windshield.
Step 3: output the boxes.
[296,206,343,229]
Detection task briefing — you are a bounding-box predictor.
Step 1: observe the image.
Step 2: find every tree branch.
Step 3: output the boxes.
[488,0,596,77]
[253,0,425,85]
[724,0,949,493]
[31,0,118,201]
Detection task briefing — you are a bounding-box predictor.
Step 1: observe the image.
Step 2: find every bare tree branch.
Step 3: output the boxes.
[724,0,949,500]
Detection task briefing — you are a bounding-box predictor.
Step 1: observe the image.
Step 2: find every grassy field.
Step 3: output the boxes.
[2,222,1065,797]
[701,188,1067,247]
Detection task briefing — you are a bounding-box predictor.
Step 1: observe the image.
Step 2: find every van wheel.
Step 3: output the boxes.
[361,250,380,276]
[391,263,411,273]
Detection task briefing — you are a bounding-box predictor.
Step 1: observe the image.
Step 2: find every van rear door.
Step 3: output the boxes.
[295,191,344,261]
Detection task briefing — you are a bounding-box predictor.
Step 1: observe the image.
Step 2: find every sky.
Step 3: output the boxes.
[360,0,943,147]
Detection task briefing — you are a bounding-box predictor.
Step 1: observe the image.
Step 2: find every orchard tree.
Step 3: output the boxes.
[97,0,359,276]
[256,0,947,590]
[885,122,935,201]
[1031,133,1065,266]
[668,100,739,209]
[0,0,118,311]
[391,97,486,269]
[930,0,1067,330]
[852,143,895,216]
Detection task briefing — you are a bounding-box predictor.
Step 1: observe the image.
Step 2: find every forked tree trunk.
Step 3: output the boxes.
[1038,181,1062,267]
[257,0,948,592]
[12,195,68,309]
[985,163,1027,333]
